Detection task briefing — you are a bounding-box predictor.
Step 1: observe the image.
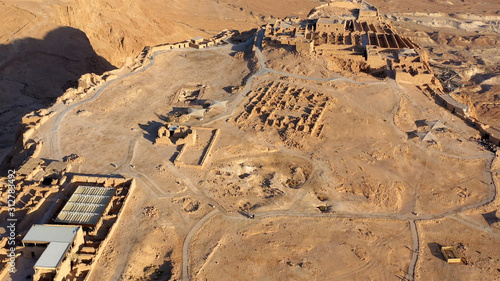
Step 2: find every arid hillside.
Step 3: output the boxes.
[1,0,322,66]
[1,0,499,164]
[369,0,500,15]
[0,0,320,160]
[1,1,500,280]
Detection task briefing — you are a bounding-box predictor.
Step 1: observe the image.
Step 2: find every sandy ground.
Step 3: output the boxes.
[2,1,500,280]
[416,217,500,280]
[189,215,412,280]
[7,38,494,280]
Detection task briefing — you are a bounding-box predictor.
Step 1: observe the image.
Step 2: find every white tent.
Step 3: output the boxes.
[209,100,228,110]
[408,131,437,142]
[421,131,436,142]
[425,120,447,131]
[187,108,205,119]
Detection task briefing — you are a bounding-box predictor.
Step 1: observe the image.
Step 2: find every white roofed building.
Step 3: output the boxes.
[22,224,84,281]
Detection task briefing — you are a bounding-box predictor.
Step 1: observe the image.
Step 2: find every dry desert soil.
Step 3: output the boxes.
[1,1,500,281]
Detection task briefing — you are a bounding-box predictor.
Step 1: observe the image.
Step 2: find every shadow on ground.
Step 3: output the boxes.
[139,121,163,143]
[141,250,174,280]
[482,210,499,226]
[427,242,446,262]
[0,26,115,170]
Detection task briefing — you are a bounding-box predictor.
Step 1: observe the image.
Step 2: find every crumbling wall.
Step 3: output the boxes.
[174,128,219,168]
[236,81,331,140]
[199,129,220,168]
[83,179,136,281]
[395,71,436,86]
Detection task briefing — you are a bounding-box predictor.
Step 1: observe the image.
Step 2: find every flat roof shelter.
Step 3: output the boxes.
[22,224,84,272]
[55,186,115,227]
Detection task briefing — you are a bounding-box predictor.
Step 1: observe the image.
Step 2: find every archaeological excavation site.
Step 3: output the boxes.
[1,0,500,280]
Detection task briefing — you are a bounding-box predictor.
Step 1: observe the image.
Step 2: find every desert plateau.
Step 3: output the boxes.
[1,0,500,281]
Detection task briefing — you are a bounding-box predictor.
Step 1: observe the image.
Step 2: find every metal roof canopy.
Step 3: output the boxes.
[34,242,70,269]
[55,186,115,226]
[23,225,80,243]
[22,225,81,269]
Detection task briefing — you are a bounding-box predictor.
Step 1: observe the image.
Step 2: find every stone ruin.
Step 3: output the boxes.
[262,0,443,88]
[171,84,207,105]
[154,123,219,168]
[155,124,196,146]
[236,81,331,139]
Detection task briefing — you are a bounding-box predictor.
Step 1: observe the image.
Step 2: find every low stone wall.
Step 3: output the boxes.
[83,179,135,281]
[395,71,436,87]
[199,128,220,168]
[174,128,219,169]
[474,123,500,146]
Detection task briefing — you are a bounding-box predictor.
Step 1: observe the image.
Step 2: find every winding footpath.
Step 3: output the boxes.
[406,220,420,281]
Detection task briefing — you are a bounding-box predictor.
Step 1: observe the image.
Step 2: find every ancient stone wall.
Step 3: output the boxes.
[236,81,331,139]
[83,179,135,281]
[174,127,219,168]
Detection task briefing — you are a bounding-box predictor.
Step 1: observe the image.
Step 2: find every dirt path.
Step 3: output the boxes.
[182,210,221,281]
[406,220,420,281]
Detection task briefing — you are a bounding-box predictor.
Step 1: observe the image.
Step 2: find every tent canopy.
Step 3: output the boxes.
[187,108,206,118]
[209,100,228,110]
